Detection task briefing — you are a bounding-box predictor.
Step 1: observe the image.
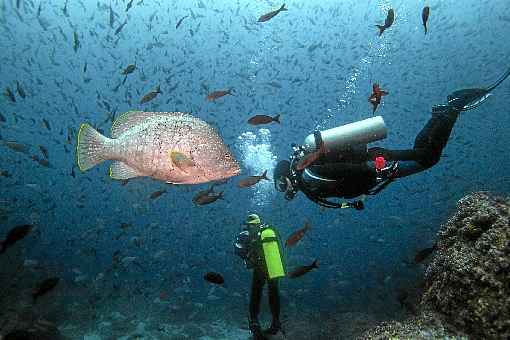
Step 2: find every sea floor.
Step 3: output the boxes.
[2,285,393,340]
[60,305,381,340]
[0,282,405,340]
[1,251,409,339]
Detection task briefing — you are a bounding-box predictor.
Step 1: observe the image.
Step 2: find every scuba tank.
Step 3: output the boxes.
[259,226,286,280]
[287,116,389,209]
[234,225,286,277]
[303,116,388,153]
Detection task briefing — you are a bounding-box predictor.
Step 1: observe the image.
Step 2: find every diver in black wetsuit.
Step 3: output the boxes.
[274,68,510,209]
[234,214,285,340]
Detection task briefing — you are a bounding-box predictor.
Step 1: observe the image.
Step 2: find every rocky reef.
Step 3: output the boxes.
[360,192,510,340]
[358,310,467,339]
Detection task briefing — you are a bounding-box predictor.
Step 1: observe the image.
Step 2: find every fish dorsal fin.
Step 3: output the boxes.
[111,111,190,138]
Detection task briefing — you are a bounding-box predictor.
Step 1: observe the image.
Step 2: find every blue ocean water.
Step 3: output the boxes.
[1,0,509,339]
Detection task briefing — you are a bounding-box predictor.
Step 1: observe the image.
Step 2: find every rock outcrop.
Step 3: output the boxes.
[361,192,510,340]
[422,192,509,339]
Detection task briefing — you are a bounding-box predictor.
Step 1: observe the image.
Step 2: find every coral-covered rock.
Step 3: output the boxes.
[360,192,509,340]
[357,310,466,340]
[422,192,509,339]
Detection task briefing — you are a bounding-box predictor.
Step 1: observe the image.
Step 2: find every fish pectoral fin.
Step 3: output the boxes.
[109,161,142,180]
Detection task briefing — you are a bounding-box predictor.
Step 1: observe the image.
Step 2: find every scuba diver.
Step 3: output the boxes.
[234,214,286,340]
[274,68,510,209]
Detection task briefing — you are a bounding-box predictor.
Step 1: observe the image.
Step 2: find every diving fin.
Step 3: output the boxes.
[487,67,510,92]
[461,93,492,111]
[446,67,510,112]
[447,88,491,111]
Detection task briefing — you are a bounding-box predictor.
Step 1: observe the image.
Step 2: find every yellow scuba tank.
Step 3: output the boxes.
[260,226,286,280]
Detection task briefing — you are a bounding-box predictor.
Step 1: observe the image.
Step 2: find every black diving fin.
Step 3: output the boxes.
[447,67,510,111]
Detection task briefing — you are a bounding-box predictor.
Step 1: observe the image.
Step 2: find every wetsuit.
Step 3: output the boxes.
[249,263,280,337]
[288,66,510,204]
[300,104,461,200]
[237,225,281,338]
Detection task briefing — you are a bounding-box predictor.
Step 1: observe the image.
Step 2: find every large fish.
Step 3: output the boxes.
[76,111,240,184]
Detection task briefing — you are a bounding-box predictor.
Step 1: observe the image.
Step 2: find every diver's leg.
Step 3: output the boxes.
[412,105,461,168]
[367,105,461,178]
[312,162,377,178]
[249,267,266,336]
[266,279,281,334]
[366,147,428,178]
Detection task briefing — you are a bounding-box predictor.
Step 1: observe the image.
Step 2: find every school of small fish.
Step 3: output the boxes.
[1,0,504,337]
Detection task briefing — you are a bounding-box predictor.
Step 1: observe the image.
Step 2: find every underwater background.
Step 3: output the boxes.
[1,0,509,339]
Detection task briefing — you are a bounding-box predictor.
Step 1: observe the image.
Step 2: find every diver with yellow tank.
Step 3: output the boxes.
[234,214,286,340]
